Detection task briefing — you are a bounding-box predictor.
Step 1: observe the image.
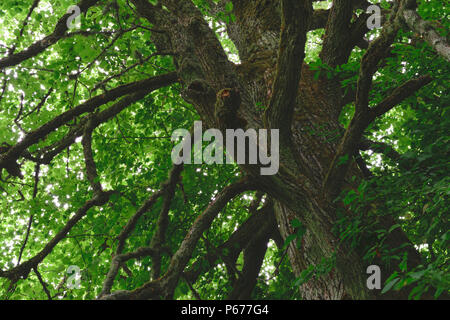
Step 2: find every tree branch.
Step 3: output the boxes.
[82,122,103,194]
[33,266,52,300]
[227,231,270,300]
[9,0,41,55]
[320,0,374,66]
[0,72,178,175]
[149,165,183,280]
[115,164,183,255]
[359,139,402,162]
[320,0,354,66]
[184,200,276,285]
[369,75,432,119]
[401,9,450,62]
[100,246,158,298]
[265,0,312,141]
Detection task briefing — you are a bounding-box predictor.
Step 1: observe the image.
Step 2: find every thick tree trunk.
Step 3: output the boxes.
[132,0,427,300]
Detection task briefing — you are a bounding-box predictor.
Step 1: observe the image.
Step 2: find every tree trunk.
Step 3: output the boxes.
[133,0,427,299]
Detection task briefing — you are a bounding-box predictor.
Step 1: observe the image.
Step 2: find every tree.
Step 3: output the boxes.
[0,0,448,300]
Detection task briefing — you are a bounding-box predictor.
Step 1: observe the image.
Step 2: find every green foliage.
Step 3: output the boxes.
[294,254,336,288]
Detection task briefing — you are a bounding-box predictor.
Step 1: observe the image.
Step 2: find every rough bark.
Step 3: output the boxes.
[401,9,450,62]
[3,0,440,300]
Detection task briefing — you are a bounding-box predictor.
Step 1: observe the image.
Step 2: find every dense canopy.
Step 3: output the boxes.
[0,0,448,300]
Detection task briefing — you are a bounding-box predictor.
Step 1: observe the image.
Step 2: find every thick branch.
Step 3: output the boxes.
[355,22,401,113]
[323,3,406,198]
[149,165,183,280]
[100,246,157,298]
[359,139,401,161]
[320,0,373,66]
[0,72,178,174]
[309,9,330,30]
[369,75,432,119]
[320,0,354,66]
[184,200,277,285]
[81,122,103,194]
[226,232,270,300]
